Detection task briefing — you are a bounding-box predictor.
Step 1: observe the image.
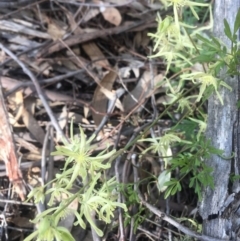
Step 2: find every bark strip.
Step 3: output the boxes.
[0,79,25,201]
[199,1,240,239]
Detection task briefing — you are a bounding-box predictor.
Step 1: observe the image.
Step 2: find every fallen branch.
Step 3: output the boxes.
[0,80,26,201]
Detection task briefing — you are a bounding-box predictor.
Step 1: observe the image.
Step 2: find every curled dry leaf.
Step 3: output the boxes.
[101,7,122,26]
[22,97,45,145]
[123,71,164,113]
[92,67,118,127]
[123,71,150,113]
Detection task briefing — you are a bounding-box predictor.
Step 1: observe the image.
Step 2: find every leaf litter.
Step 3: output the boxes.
[0,1,201,240]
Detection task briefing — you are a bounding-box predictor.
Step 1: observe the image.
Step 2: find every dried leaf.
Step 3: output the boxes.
[123,71,164,113]
[119,67,131,78]
[128,2,146,11]
[83,106,90,119]
[56,106,68,142]
[132,68,140,78]
[134,30,150,48]
[8,90,24,126]
[0,49,6,62]
[92,67,117,127]
[101,7,122,26]
[69,112,89,125]
[82,42,109,68]
[47,19,66,40]
[156,95,172,105]
[15,135,40,154]
[63,7,109,68]
[114,96,124,112]
[82,8,100,23]
[11,216,33,229]
[123,71,151,113]
[22,97,45,145]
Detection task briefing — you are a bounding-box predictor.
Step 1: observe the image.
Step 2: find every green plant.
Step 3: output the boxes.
[122,184,146,233]
[24,122,127,241]
[142,2,240,201]
[25,2,240,240]
[164,136,219,199]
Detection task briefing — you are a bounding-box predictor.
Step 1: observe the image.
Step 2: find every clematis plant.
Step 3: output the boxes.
[25,121,126,241]
[181,72,232,104]
[160,0,210,29]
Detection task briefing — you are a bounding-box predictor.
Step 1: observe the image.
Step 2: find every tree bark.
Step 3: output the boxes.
[199,2,240,240]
